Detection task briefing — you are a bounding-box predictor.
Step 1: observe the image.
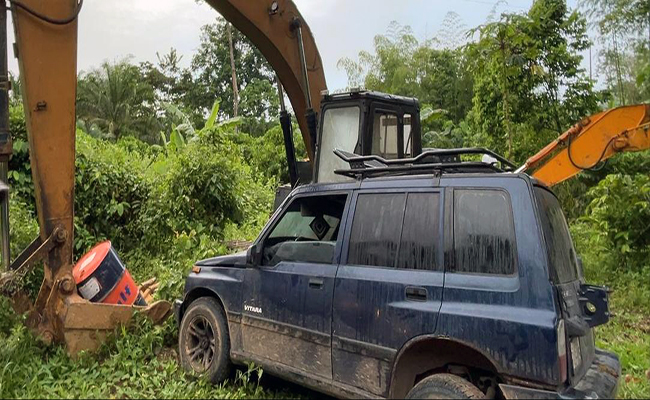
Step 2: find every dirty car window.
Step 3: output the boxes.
[535,187,579,283]
[348,193,406,268]
[397,193,441,271]
[452,190,517,275]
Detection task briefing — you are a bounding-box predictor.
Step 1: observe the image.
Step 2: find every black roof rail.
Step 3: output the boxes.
[333,148,516,179]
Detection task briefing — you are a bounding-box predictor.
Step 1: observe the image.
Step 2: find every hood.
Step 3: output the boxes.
[195,250,248,268]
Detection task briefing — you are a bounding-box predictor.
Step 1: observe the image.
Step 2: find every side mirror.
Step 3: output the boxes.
[246,245,262,266]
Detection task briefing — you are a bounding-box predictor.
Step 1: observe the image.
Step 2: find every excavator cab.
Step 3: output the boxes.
[314,90,421,183]
[274,89,421,207]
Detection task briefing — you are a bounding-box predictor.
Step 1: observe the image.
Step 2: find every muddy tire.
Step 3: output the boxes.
[179,297,231,384]
[406,373,485,399]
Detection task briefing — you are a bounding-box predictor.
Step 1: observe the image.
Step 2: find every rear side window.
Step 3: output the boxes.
[452,190,517,275]
[348,192,441,270]
[348,193,406,268]
[535,187,579,283]
[397,193,441,271]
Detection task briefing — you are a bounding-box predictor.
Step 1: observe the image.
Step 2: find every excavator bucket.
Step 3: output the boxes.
[2,0,175,354]
[61,297,172,355]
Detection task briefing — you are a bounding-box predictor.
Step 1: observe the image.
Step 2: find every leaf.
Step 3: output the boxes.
[206,100,221,129]
[116,203,124,217]
[216,117,242,131]
[170,129,186,151]
[420,107,449,122]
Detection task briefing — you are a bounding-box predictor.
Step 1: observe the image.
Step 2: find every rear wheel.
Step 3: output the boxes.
[179,297,231,383]
[406,373,485,399]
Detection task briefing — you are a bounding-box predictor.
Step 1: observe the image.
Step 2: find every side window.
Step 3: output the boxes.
[397,193,441,271]
[372,112,399,159]
[403,114,413,158]
[348,193,406,268]
[452,190,517,275]
[262,194,347,266]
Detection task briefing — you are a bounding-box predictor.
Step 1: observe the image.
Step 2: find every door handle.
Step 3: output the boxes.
[308,278,324,289]
[405,286,427,301]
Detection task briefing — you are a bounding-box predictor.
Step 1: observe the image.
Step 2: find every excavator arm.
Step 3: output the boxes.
[1,0,327,354]
[206,0,327,160]
[518,104,650,187]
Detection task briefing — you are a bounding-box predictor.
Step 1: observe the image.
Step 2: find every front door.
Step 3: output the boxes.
[242,193,349,379]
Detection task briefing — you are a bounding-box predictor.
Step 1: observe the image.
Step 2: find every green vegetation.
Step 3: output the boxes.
[1,0,649,397]
[0,101,290,398]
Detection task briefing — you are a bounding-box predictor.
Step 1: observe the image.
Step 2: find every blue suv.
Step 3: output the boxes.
[174,149,620,399]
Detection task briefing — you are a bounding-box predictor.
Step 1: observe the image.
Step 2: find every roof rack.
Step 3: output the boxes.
[333,148,516,179]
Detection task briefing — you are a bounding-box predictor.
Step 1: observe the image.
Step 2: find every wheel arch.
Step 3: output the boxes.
[180,287,227,321]
[389,335,503,398]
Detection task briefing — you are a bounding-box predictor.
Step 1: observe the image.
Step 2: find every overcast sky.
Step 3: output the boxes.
[7,0,585,92]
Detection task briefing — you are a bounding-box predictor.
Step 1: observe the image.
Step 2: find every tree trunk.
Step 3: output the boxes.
[227,23,239,120]
[612,31,626,105]
[500,36,513,159]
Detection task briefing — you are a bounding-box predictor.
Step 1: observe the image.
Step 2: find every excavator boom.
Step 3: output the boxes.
[2,0,327,354]
[206,0,327,160]
[519,104,650,187]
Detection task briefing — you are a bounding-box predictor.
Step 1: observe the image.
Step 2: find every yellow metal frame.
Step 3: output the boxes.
[520,104,650,187]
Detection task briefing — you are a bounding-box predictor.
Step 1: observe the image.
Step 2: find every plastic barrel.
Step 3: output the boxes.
[73,241,147,306]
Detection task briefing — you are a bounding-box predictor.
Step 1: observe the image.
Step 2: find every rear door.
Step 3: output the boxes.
[242,192,350,379]
[535,186,596,383]
[332,189,445,396]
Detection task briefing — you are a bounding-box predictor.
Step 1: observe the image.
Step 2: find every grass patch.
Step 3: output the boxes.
[0,303,296,399]
[593,272,650,399]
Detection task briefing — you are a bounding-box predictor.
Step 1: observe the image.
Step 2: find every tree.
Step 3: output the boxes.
[581,0,650,104]
[227,23,240,119]
[185,18,278,135]
[77,59,159,142]
[338,20,474,131]
[467,0,602,161]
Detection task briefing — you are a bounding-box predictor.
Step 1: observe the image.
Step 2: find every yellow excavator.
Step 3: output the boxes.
[0,0,648,356]
[518,104,650,186]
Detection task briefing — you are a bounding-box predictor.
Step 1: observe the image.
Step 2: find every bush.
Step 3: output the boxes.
[74,131,152,255]
[246,124,307,185]
[7,103,34,205]
[581,174,650,270]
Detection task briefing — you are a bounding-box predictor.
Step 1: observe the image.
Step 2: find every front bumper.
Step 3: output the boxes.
[173,299,183,327]
[500,349,621,399]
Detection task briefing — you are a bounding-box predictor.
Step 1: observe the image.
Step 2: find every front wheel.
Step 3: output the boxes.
[179,297,232,383]
[406,373,485,399]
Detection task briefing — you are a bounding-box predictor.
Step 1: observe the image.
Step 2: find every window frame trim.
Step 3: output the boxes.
[448,187,520,277]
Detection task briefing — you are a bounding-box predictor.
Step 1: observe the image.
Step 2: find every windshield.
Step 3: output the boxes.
[535,187,579,283]
[317,106,360,183]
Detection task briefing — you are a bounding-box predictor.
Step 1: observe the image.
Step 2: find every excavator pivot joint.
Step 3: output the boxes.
[55,227,68,243]
[59,275,75,295]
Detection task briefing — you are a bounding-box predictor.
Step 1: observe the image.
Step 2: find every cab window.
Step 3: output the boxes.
[372,112,399,159]
[262,194,347,266]
[318,107,360,183]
